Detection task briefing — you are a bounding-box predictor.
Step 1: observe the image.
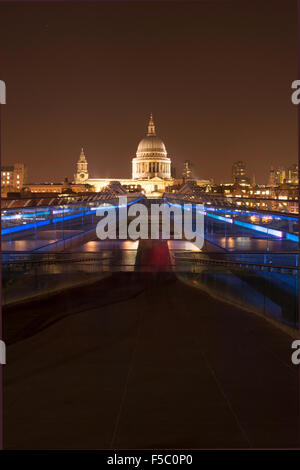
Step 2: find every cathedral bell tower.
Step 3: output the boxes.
[74,148,89,183]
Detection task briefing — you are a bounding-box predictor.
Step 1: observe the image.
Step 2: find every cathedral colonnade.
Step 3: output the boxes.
[132,159,171,179]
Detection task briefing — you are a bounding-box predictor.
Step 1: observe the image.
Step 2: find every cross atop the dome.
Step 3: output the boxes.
[147,112,156,136]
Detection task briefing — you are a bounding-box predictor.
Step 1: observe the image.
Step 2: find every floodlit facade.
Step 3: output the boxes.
[1,162,26,195]
[74,114,174,195]
[132,113,171,180]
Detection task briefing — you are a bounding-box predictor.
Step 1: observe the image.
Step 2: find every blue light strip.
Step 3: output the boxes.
[286,233,299,242]
[168,201,297,242]
[234,220,284,238]
[204,205,298,221]
[167,199,298,221]
[234,220,269,234]
[22,211,51,218]
[1,198,143,235]
[268,228,284,238]
[206,213,233,224]
[2,210,51,220]
[1,220,50,235]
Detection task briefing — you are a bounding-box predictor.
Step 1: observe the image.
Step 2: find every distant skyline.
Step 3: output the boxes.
[0,0,298,184]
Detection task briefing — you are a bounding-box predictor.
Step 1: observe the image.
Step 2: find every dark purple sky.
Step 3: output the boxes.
[0,0,298,184]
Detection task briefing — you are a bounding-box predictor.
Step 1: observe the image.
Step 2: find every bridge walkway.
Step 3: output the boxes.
[3,239,299,449]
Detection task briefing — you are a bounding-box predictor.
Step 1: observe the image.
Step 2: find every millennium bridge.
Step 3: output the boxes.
[2,186,299,449]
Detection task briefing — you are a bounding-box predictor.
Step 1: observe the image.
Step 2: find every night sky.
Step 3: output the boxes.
[0,0,298,184]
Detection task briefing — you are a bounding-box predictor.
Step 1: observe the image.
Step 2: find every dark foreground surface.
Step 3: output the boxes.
[3,267,299,449]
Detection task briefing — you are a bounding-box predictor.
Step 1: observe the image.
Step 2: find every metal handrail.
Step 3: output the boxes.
[174,254,298,273]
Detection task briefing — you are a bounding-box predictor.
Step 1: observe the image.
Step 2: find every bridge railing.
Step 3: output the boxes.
[2,250,298,330]
[164,193,299,215]
[164,196,299,244]
[1,191,144,210]
[173,252,298,274]
[1,194,144,238]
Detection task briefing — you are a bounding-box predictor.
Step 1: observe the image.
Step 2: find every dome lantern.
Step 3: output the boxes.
[147,113,156,136]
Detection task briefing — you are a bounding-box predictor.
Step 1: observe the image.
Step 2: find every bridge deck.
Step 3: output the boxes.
[3,240,299,449]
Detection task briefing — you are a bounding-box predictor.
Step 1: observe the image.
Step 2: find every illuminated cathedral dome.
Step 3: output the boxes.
[132,114,171,180]
[136,136,167,157]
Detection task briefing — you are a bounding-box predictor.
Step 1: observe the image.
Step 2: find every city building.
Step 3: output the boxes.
[268,167,275,186]
[171,165,177,178]
[269,166,286,185]
[22,181,95,194]
[182,160,194,181]
[1,162,26,195]
[232,160,250,185]
[287,164,298,184]
[269,164,298,186]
